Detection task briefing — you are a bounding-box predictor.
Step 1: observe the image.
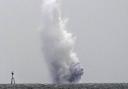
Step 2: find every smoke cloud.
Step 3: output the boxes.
[41,0,84,84]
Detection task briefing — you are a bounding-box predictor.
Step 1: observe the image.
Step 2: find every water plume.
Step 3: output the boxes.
[41,0,84,84]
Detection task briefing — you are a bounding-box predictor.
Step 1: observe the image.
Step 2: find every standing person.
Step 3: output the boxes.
[11,71,15,85]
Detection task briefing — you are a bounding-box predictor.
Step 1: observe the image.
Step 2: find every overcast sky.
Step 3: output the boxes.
[0,0,128,83]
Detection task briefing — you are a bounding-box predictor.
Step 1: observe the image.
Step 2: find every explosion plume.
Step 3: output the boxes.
[41,0,84,84]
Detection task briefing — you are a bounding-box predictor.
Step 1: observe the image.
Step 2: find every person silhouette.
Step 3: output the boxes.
[11,71,15,85]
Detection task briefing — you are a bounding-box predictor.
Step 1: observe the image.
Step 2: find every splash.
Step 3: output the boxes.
[41,0,84,84]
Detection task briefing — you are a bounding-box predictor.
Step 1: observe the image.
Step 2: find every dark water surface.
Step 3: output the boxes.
[0,83,128,89]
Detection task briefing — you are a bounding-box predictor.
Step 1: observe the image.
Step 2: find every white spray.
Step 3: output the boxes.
[41,0,84,84]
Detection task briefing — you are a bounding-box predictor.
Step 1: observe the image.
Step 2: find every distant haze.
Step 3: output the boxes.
[0,0,128,83]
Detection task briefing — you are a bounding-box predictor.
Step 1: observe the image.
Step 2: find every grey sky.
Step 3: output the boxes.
[0,0,128,83]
